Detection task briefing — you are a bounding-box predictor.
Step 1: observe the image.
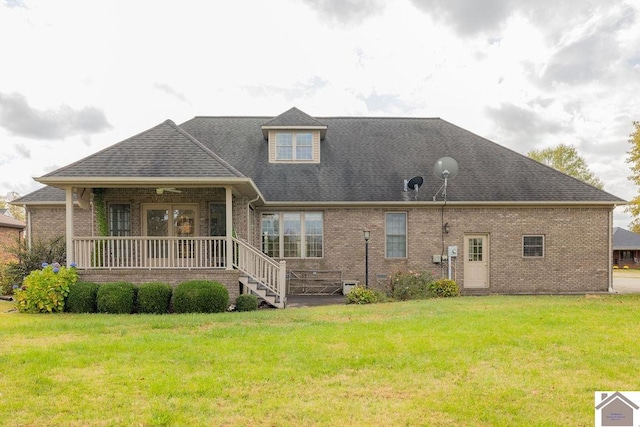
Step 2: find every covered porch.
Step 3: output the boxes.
[55,184,287,308]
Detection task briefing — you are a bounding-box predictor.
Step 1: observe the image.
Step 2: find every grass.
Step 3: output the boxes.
[1,294,640,426]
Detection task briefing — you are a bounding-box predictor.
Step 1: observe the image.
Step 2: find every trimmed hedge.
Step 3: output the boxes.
[65,282,99,313]
[236,294,258,312]
[97,282,136,314]
[137,282,173,314]
[173,280,229,313]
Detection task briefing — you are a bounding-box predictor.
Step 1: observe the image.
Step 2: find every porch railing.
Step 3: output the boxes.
[73,236,228,269]
[233,237,286,305]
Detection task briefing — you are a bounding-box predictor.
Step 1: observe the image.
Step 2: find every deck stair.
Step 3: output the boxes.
[233,237,286,308]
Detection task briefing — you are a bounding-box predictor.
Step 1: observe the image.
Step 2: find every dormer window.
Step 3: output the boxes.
[276,132,313,161]
[262,107,327,164]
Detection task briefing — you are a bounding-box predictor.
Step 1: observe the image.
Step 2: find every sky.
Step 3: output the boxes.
[1,0,639,227]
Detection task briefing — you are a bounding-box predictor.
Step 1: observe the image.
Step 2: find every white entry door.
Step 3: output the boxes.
[464,234,489,288]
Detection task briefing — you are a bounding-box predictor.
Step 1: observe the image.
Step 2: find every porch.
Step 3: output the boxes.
[72,236,287,308]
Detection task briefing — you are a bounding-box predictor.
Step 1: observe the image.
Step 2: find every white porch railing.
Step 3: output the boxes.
[233,237,286,307]
[73,236,228,269]
[72,236,287,307]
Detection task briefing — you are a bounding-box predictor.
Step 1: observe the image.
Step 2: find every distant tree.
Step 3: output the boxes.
[527,144,604,189]
[0,192,25,221]
[625,121,640,233]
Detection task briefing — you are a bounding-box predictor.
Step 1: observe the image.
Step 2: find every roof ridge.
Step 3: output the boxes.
[169,122,246,178]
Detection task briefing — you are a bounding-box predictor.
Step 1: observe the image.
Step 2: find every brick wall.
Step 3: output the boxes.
[253,206,612,294]
[27,193,613,295]
[0,226,23,263]
[28,206,93,242]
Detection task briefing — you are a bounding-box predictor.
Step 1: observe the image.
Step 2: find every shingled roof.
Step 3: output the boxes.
[613,227,640,250]
[30,108,625,205]
[0,212,25,229]
[180,113,625,204]
[40,120,244,179]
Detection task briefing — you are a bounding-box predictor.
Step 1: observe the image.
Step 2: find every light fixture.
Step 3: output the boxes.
[363,230,371,242]
[443,222,450,234]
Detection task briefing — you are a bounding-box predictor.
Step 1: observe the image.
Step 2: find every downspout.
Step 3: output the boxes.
[608,209,613,293]
[247,194,260,245]
[25,206,32,250]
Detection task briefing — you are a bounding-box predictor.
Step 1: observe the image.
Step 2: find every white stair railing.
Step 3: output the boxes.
[232,237,286,306]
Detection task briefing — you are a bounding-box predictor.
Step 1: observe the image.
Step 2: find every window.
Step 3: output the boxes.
[261,212,323,258]
[523,235,544,257]
[209,203,226,236]
[275,132,314,161]
[386,212,407,258]
[468,238,483,261]
[108,204,131,236]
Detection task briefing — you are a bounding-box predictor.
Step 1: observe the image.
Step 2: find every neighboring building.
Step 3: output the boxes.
[13,108,626,307]
[0,212,25,263]
[613,227,640,267]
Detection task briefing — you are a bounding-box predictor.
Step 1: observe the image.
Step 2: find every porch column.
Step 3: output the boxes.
[65,187,74,267]
[225,186,233,270]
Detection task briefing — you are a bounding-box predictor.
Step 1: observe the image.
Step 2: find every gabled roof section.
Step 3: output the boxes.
[613,227,640,250]
[12,186,69,205]
[38,120,245,183]
[261,107,328,140]
[0,212,25,229]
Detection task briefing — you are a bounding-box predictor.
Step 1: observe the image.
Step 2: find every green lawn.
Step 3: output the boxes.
[1,294,640,426]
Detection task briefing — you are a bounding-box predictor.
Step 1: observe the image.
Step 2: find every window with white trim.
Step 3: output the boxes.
[261,212,323,258]
[386,212,407,258]
[275,132,314,161]
[523,235,544,257]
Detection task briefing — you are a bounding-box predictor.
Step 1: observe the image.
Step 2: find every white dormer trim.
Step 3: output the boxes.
[261,125,327,140]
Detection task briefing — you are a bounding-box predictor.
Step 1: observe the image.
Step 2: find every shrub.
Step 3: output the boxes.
[0,262,23,295]
[173,280,229,313]
[66,282,99,313]
[97,282,136,314]
[623,265,630,269]
[389,270,434,300]
[14,263,78,313]
[236,294,258,312]
[137,282,173,314]
[429,279,460,298]
[346,285,382,304]
[6,237,66,281]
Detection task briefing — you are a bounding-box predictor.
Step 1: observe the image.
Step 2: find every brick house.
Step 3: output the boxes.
[0,212,25,263]
[13,108,625,307]
[613,227,640,268]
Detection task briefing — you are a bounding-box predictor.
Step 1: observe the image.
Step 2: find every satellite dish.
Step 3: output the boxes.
[77,187,92,210]
[432,157,459,201]
[403,176,424,200]
[433,157,459,180]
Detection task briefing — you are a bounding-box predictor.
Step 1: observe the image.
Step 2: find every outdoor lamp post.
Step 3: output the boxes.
[363,230,370,288]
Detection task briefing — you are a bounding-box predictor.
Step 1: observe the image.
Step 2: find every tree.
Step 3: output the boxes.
[625,121,640,232]
[527,144,604,189]
[0,191,25,221]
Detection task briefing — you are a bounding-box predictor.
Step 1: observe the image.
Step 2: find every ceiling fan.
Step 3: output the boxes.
[156,187,181,195]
